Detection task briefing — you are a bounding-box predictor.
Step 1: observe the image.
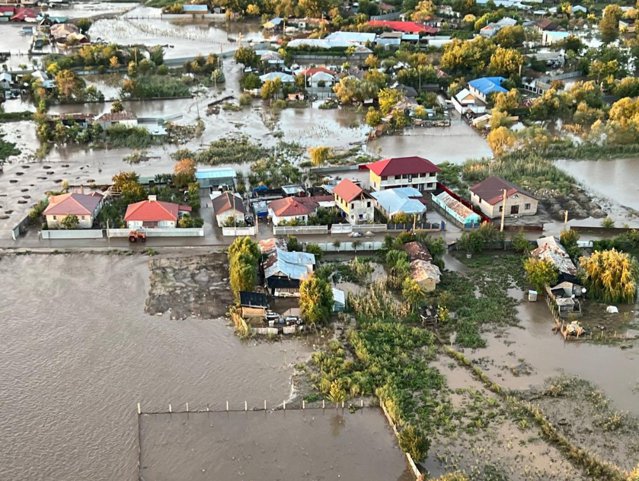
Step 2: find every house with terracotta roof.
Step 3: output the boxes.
[333,179,374,224]
[470,176,538,219]
[297,66,336,88]
[211,192,246,227]
[268,197,318,226]
[43,192,104,229]
[95,111,138,129]
[124,195,192,229]
[368,156,440,192]
[367,20,439,35]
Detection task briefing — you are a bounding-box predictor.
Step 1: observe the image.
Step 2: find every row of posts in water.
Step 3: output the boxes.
[136,399,365,415]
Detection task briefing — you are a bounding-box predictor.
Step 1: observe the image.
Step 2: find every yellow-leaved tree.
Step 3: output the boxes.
[579,249,638,303]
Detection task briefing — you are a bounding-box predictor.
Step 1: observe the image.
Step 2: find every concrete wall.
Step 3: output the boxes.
[45,214,94,229]
[107,228,204,237]
[273,225,328,235]
[222,226,257,236]
[41,229,104,240]
[311,241,384,252]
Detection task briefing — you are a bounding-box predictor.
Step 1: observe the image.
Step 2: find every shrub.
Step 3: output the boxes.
[398,424,430,461]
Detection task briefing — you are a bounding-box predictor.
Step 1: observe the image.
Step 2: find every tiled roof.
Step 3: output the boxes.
[124,199,191,222]
[212,192,246,215]
[96,111,137,122]
[43,192,103,216]
[268,197,318,217]
[367,156,440,177]
[300,66,336,77]
[333,179,364,203]
[368,20,439,34]
[470,176,535,205]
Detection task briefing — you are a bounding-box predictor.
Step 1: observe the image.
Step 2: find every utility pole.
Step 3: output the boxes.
[499,188,507,232]
[564,209,568,230]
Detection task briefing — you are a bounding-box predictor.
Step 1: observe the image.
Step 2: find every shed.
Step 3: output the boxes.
[195,167,236,190]
[240,291,269,318]
[431,191,481,228]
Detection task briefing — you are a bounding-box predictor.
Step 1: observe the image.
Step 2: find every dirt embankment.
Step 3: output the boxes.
[145,254,233,320]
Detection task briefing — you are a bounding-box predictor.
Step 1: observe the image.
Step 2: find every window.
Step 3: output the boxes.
[499,206,503,212]
[525,203,531,210]
[381,176,387,181]
[350,203,355,209]
[359,214,364,219]
[53,216,57,220]
[366,201,371,208]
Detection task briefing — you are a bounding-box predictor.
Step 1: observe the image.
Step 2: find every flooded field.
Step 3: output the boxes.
[555,157,639,212]
[140,409,412,481]
[89,7,265,60]
[0,254,313,481]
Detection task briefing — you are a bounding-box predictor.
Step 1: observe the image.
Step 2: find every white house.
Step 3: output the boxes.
[124,196,191,229]
[298,67,336,88]
[370,187,427,220]
[542,30,570,46]
[452,88,485,114]
[42,192,103,229]
[368,156,440,192]
[95,111,138,129]
[268,196,318,226]
[211,192,246,227]
[333,178,374,224]
[469,176,538,218]
[0,72,12,90]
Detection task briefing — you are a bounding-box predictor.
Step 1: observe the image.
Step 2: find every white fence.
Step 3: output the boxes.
[273,225,329,235]
[107,228,204,238]
[222,226,257,237]
[41,229,104,240]
[331,224,352,234]
[352,224,387,233]
[310,241,384,252]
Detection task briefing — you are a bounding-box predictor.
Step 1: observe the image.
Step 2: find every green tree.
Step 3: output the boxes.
[411,0,434,21]
[299,274,334,326]
[333,76,360,104]
[55,69,82,100]
[398,424,430,461]
[402,277,426,308]
[523,258,559,292]
[228,237,260,301]
[111,100,124,113]
[234,46,259,68]
[76,18,92,34]
[60,214,79,229]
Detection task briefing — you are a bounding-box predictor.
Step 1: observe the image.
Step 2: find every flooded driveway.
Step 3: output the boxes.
[0,254,313,481]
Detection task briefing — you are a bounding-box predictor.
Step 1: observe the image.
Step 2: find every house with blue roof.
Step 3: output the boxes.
[195,167,236,190]
[370,187,427,220]
[468,77,508,102]
[263,248,316,296]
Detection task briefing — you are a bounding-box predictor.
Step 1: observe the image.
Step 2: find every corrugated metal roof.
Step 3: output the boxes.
[195,167,236,180]
[264,248,315,281]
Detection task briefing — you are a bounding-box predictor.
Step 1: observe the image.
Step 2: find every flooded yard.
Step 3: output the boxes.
[140,409,412,481]
[0,253,313,481]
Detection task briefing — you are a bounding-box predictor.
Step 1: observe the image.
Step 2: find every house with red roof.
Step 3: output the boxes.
[43,192,104,229]
[367,20,439,35]
[124,196,192,229]
[470,176,538,219]
[333,179,374,224]
[297,66,336,88]
[267,196,319,226]
[367,156,440,192]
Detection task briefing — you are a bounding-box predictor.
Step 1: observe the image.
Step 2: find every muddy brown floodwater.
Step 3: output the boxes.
[139,409,412,481]
[0,254,314,481]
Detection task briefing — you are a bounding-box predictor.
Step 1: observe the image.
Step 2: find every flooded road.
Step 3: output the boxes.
[140,409,412,481]
[0,254,313,481]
